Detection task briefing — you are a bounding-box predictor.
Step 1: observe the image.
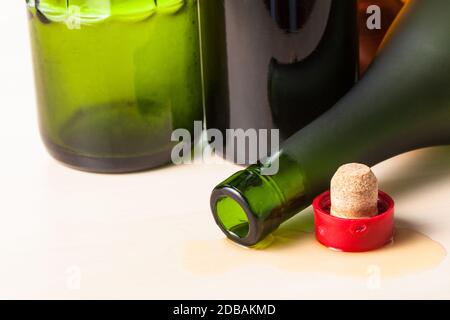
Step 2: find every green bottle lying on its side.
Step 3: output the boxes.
[210,0,450,247]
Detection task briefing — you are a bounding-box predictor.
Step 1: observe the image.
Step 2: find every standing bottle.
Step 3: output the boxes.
[211,0,450,246]
[27,0,203,173]
[200,0,358,161]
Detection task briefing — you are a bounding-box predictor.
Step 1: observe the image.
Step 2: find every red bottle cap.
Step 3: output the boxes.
[313,190,395,252]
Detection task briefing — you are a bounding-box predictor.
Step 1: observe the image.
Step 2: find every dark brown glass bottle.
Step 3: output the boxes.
[200,0,359,160]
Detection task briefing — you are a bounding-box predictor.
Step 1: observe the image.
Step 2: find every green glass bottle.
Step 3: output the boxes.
[211,0,450,246]
[27,0,203,173]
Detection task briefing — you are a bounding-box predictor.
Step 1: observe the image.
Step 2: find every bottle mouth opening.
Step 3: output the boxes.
[215,196,250,239]
[210,187,261,246]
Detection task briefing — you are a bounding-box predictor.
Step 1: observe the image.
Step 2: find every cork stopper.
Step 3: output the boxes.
[330,163,379,219]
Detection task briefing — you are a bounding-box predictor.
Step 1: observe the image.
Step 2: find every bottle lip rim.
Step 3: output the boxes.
[210,186,263,247]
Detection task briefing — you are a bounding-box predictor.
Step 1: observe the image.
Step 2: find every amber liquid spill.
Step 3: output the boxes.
[183,212,446,278]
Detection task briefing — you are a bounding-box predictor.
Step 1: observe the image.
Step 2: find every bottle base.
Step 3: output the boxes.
[43,137,173,174]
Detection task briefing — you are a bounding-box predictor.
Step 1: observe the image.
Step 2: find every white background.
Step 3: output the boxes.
[0,1,449,299]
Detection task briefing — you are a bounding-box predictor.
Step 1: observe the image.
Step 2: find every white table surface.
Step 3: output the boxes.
[1,1,449,299]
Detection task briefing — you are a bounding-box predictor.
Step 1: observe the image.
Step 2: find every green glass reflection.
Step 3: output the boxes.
[216,197,249,239]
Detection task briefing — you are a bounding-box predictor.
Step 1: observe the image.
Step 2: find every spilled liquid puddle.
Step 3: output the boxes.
[183,214,446,278]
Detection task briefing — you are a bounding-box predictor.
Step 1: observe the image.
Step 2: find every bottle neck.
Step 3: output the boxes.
[211,156,307,246]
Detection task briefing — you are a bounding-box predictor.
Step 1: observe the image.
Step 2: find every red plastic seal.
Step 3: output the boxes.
[313,190,395,252]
